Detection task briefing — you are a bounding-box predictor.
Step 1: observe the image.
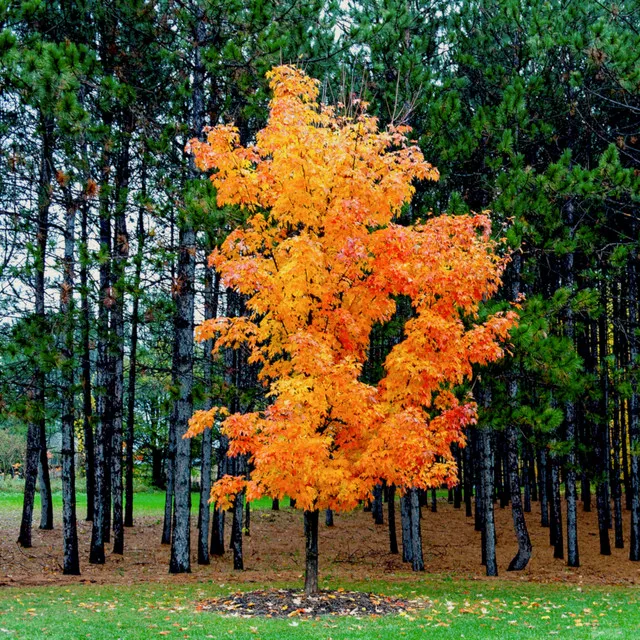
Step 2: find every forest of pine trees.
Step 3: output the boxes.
[1,0,640,585]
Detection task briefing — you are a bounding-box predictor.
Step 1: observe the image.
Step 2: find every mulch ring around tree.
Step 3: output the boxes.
[196,588,430,618]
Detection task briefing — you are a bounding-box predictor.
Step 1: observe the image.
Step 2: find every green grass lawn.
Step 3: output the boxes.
[0,490,278,515]
[1,579,639,639]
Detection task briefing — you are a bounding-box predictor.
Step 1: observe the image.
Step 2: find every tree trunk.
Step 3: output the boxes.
[550,457,564,559]
[197,266,218,565]
[110,114,131,555]
[210,435,228,556]
[272,498,280,511]
[506,421,532,571]
[59,183,80,575]
[161,424,176,545]
[325,508,333,526]
[89,133,113,565]
[400,490,413,563]
[410,488,424,571]
[231,490,245,570]
[125,163,146,528]
[628,247,640,560]
[168,2,203,575]
[538,447,549,527]
[481,428,498,576]
[304,510,320,594]
[79,197,94,522]
[388,484,398,554]
[18,416,40,547]
[372,484,384,524]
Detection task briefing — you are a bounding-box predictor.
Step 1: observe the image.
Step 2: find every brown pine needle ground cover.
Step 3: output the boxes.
[2,498,640,589]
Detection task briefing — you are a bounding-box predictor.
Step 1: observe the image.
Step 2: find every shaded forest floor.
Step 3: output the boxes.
[2,495,640,588]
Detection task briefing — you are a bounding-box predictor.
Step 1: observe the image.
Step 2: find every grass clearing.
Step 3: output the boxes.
[1,578,639,639]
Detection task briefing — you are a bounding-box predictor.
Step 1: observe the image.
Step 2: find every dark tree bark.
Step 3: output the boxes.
[272,498,280,511]
[197,266,219,565]
[18,405,40,548]
[430,488,437,513]
[538,447,550,528]
[388,484,398,554]
[210,435,228,556]
[110,109,132,555]
[464,429,473,518]
[628,247,640,561]
[89,130,113,565]
[124,162,147,529]
[400,491,413,563]
[480,428,498,576]
[410,488,424,572]
[161,423,176,545]
[231,490,245,570]
[79,194,94,522]
[59,181,80,575]
[595,312,611,556]
[506,421,532,571]
[304,510,320,594]
[550,457,564,559]
[168,3,204,574]
[325,509,334,526]
[372,484,384,524]
[564,201,579,568]
[453,445,462,509]
[28,115,55,535]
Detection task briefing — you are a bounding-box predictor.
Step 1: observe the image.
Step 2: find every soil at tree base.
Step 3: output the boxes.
[2,500,638,588]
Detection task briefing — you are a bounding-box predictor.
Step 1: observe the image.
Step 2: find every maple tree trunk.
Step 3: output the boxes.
[388,484,398,554]
[400,491,412,563]
[272,498,280,511]
[430,488,437,513]
[304,509,320,594]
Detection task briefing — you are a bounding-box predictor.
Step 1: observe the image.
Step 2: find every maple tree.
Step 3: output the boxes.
[186,65,515,593]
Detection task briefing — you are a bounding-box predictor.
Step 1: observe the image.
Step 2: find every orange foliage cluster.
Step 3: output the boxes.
[187,65,516,512]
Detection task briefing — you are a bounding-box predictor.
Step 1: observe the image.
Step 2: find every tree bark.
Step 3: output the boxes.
[388,484,398,554]
[410,488,424,571]
[124,161,146,528]
[197,266,219,564]
[481,428,498,576]
[304,510,320,594]
[400,490,413,563]
[506,421,532,571]
[59,182,80,575]
[231,489,245,570]
[372,484,384,524]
